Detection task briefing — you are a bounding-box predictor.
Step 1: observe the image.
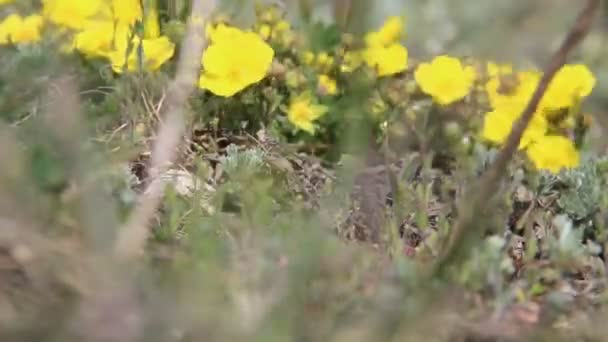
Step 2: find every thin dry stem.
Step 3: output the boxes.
[432,0,600,275]
[114,0,216,260]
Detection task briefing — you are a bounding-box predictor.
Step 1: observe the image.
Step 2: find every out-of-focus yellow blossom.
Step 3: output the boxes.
[274,20,290,33]
[481,102,547,149]
[42,0,107,30]
[302,51,315,65]
[316,52,334,71]
[363,44,408,77]
[485,70,540,109]
[541,64,595,110]
[200,24,274,97]
[271,20,294,46]
[526,135,579,173]
[143,0,160,39]
[0,0,14,5]
[340,51,363,73]
[206,23,242,43]
[360,16,408,77]
[108,23,174,73]
[258,24,271,40]
[112,0,142,26]
[110,36,175,73]
[318,75,337,95]
[415,55,475,105]
[0,14,44,45]
[287,94,328,134]
[257,5,281,23]
[365,16,404,47]
[73,20,116,58]
[486,62,513,78]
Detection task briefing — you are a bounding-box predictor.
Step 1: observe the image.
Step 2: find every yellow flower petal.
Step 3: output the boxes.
[365,16,404,47]
[199,25,274,97]
[415,55,475,105]
[541,64,595,110]
[363,43,408,77]
[481,103,547,149]
[526,135,579,173]
[0,14,44,45]
[287,95,328,134]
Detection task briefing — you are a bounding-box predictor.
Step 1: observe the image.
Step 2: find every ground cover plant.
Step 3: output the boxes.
[1,0,608,340]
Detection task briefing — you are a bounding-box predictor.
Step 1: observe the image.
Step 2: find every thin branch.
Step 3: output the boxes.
[431,0,600,275]
[114,0,216,260]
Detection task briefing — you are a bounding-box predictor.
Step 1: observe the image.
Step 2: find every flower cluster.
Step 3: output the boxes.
[482,62,595,173]
[1,0,175,73]
[340,16,408,77]
[200,23,274,97]
[0,3,597,174]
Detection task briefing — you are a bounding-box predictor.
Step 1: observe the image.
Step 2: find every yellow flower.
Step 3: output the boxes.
[301,51,313,65]
[73,20,115,58]
[199,25,274,97]
[365,16,404,47]
[206,23,242,42]
[363,43,408,77]
[0,14,44,45]
[486,62,513,78]
[340,51,363,73]
[316,52,334,70]
[481,102,547,149]
[526,135,579,173]
[318,74,337,95]
[0,0,15,4]
[258,24,271,40]
[42,0,107,30]
[287,94,328,134]
[415,55,476,105]
[143,0,160,39]
[274,20,290,32]
[485,70,541,109]
[112,0,142,26]
[110,36,175,73]
[541,64,595,110]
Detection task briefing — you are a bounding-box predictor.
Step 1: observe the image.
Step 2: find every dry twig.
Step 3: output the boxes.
[114,0,216,260]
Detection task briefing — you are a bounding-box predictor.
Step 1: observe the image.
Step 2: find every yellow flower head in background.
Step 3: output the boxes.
[287,94,328,134]
[526,135,579,173]
[415,55,476,105]
[363,44,408,77]
[541,64,595,110]
[110,37,175,73]
[365,16,404,47]
[0,14,44,45]
[485,70,540,109]
[486,62,513,78]
[112,0,142,26]
[481,102,547,150]
[143,0,161,39]
[362,16,408,77]
[108,23,175,73]
[42,0,107,30]
[73,20,116,58]
[318,74,338,96]
[200,24,274,97]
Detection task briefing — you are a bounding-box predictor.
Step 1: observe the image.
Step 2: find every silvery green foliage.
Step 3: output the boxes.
[220,144,266,177]
[458,234,514,292]
[549,214,585,260]
[540,159,604,221]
